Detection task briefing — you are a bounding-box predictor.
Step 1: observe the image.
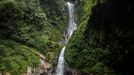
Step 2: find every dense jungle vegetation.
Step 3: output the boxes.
[0,0,134,75]
[0,0,66,74]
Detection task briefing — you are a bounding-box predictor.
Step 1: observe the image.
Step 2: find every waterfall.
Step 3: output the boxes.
[66,2,77,39]
[54,2,76,75]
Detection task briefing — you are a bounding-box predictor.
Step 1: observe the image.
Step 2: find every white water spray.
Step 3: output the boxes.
[54,2,76,75]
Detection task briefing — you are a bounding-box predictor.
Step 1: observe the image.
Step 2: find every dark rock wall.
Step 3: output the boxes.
[66,0,134,75]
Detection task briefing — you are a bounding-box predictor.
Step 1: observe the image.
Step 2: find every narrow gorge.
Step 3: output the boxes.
[0,0,134,75]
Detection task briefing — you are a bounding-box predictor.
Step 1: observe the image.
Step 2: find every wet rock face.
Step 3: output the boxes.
[65,68,91,75]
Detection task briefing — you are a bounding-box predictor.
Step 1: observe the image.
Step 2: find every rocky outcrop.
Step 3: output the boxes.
[19,52,52,75]
[35,59,52,75]
[32,53,52,75]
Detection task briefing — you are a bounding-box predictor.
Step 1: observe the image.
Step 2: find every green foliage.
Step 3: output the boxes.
[0,0,66,74]
[91,63,104,73]
[0,39,39,75]
[91,62,115,75]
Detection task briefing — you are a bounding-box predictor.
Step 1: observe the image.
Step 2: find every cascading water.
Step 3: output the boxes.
[66,2,77,40]
[54,2,77,75]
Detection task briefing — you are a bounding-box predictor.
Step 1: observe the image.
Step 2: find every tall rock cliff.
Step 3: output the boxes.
[66,0,134,75]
